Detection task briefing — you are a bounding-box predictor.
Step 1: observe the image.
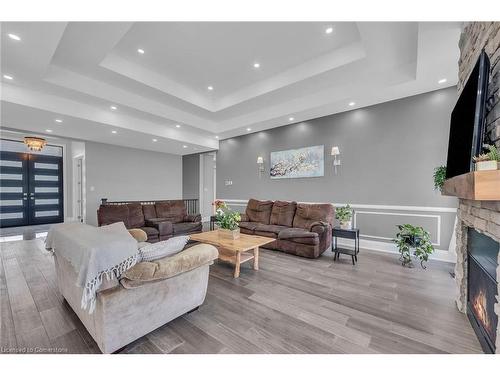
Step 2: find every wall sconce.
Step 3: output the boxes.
[257,156,264,178]
[331,146,341,175]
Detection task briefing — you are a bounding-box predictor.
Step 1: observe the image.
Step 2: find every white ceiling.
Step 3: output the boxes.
[0,22,460,155]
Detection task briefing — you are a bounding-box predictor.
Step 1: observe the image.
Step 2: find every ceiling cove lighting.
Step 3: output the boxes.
[8,33,21,41]
[348,102,356,106]
[438,78,447,84]
[111,130,117,134]
[253,62,260,68]
[325,27,334,34]
[3,74,13,80]
[55,119,63,123]
[110,105,117,110]
[207,86,214,91]
[137,48,145,54]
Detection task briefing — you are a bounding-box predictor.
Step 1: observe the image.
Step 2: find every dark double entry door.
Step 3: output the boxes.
[0,151,64,228]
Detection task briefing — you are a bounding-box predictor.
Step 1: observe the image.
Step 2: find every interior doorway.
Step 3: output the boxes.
[0,140,64,228]
[199,152,216,222]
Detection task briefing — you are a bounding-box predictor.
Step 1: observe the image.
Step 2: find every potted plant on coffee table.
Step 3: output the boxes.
[336,204,353,230]
[393,224,434,269]
[213,200,241,240]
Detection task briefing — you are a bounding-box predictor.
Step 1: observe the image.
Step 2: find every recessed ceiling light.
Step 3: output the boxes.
[215,135,219,139]
[182,145,188,148]
[289,117,294,122]
[55,119,63,123]
[137,48,145,54]
[152,138,158,142]
[246,128,252,132]
[207,86,214,91]
[110,106,117,110]
[348,102,355,106]
[438,78,447,84]
[3,74,13,80]
[325,27,334,34]
[8,33,21,41]
[253,62,260,68]
[46,129,53,133]
[175,124,181,128]
[111,130,117,134]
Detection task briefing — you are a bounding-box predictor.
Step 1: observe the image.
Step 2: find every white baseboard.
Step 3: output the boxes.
[337,237,456,263]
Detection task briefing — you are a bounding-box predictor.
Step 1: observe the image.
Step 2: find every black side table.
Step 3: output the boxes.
[332,226,360,265]
[209,215,217,230]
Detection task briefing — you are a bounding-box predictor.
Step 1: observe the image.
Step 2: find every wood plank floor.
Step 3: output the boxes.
[0,239,483,354]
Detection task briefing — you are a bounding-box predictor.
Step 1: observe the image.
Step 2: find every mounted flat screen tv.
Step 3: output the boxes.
[445,50,490,179]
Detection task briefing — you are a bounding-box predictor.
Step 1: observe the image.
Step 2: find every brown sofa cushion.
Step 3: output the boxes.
[173,222,202,234]
[292,203,334,230]
[246,198,273,224]
[238,221,260,232]
[270,201,297,227]
[98,205,129,227]
[139,226,159,238]
[278,228,319,245]
[254,223,288,235]
[142,204,157,220]
[155,200,186,223]
[127,203,145,228]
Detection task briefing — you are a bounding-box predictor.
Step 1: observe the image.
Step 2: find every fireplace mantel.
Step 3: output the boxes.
[442,170,500,201]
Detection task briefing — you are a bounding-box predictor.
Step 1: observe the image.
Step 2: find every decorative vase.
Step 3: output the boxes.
[475,160,499,171]
[340,220,352,230]
[218,228,240,240]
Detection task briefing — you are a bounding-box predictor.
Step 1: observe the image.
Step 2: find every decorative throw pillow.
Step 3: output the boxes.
[139,235,190,262]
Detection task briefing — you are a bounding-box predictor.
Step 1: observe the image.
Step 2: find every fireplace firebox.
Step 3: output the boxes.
[467,228,499,354]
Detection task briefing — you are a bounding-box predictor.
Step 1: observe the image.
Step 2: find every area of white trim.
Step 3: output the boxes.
[218,198,457,213]
[336,237,456,263]
[354,210,441,246]
[220,198,456,261]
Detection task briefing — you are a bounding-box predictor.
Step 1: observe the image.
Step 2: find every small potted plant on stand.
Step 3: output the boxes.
[473,144,500,171]
[393,224,434,269]
[213,200,241,240]
[336,204,353,230]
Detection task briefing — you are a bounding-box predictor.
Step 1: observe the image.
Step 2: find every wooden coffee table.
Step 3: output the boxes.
[190,230,275,278]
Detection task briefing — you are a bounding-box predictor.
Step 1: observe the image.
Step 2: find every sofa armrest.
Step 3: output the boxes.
[145,219,173,236]
[185,213,202,222]
[121,244,219,288]
[240,213,249,222]
[309,221,330,234]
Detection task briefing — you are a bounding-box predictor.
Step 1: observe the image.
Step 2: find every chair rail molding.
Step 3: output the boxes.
[219,198,457,263]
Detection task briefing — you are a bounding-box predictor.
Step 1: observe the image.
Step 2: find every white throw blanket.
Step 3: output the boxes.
[46,222,139,313]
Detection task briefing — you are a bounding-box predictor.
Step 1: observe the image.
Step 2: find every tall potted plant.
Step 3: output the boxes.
[336,204,353,230]
[213,200,241,240]
[393,224,434,269]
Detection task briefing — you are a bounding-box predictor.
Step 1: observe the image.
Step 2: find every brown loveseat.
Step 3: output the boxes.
[97,200,202,243]
[238,199,334,258]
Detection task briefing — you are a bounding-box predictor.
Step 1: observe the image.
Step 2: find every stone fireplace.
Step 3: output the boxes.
[453,22,500,354]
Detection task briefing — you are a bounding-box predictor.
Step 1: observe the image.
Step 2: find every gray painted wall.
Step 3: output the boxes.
[85,141,182,226]
[216,88,459,252]
[182,154,200,200]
